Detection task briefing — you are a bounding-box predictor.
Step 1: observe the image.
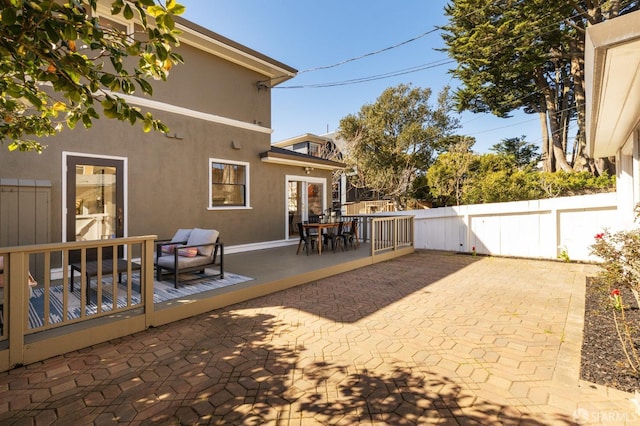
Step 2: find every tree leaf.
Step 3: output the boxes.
[1,7,17,25]
[123,4,134,20]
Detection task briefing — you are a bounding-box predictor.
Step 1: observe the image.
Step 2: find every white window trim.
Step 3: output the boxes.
[284,175,327,240]
[62,151,128,242]
[95,7,135,36]
[208,158,251,210]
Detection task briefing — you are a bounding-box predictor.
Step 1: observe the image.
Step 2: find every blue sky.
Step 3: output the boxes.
[180,0,543,153]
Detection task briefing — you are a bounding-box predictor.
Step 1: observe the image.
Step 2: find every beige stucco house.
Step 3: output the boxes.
[585,10,640,227]
[0,8,344,259]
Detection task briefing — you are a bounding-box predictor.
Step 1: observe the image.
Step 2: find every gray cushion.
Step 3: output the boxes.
[186,228,219,257]
[171,228,193,243]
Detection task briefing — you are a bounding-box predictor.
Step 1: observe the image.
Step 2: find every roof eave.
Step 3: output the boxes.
[175,16,297,86]
[585,11,640,158]
[260,150,345,171]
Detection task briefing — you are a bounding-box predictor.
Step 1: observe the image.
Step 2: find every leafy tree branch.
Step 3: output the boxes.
[0,0,185,152]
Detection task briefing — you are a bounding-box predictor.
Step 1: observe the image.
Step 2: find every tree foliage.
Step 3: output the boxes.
[490,135,540,169]
[426,138,474,206]
[337,84,460,209]
[441,0,638,174]
[0,0,185,152]
[426,147,615,207]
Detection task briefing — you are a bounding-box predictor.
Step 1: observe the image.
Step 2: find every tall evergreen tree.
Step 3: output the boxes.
[490,136,540,169]
[441,0,638,174]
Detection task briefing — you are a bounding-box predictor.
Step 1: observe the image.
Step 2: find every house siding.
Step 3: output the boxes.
[0,18,317,251]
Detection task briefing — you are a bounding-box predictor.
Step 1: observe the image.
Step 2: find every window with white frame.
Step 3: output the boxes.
[95,14,135,42]
[209,159,249,208]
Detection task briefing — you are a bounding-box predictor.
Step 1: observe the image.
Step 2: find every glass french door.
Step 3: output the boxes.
[66,156,124,261]
[287,177,325,238]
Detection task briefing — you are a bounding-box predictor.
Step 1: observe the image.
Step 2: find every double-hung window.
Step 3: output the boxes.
[209,159,249,208]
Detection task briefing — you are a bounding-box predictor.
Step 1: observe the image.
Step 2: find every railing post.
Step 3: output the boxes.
[8,252,27,368]
[370,218,376,257]
[143,236,155,326]
[394,217,398,251]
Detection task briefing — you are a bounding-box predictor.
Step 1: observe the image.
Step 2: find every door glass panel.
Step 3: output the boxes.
[288,181,301,237]
[75,165,117,241]
[307,183,323,219]
[286,178,326,239]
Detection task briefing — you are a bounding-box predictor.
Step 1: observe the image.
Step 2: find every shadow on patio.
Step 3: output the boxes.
[0,249,603,424]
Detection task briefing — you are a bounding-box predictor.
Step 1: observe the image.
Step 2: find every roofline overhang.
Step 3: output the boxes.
[260,149,345,171]
[94,2,297,86]
[272,133,333,148]
[175,17,297,86]
[585,10,640,158]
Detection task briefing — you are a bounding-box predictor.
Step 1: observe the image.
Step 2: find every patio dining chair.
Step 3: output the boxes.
[296,222,310,256]
[323,220,344,252]
[340,218,359,250]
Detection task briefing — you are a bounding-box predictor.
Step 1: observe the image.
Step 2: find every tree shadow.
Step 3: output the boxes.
[296,362,574,424]
[128,309,576,425]
[277,250,483,323]
[0,251,578,425]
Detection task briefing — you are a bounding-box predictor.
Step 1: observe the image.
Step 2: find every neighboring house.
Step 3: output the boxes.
[272,133,345,215]
[273,132,389,216]
[0,7,344,260]
[585,10,640,228]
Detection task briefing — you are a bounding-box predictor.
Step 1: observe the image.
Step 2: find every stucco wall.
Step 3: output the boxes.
[0,28,332,249]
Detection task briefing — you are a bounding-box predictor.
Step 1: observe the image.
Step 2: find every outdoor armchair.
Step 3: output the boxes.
[155,228,224,288]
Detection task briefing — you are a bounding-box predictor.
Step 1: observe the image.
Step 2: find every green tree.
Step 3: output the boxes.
[0,0,185,153]
[426,138,476,206]
[490,136,540,169]
[462,153,521,204]
[338,84,460,209]
[441,0,638,174]
[437,151,616,206]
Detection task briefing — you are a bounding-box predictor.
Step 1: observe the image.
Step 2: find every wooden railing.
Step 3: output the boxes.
[344,200,396,215]
[0,236,156,369]
[370,216,414,256]
[0,224,414,371]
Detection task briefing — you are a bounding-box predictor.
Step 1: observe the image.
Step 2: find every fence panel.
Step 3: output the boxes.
[407,193,618,261]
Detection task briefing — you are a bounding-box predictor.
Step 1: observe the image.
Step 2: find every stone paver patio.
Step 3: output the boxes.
[0,250,635,424]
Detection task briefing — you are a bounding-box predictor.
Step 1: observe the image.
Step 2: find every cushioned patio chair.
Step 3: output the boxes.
[155,228,224,288]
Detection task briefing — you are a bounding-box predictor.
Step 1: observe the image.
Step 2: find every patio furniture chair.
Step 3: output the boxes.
[323,220,344,252]
[340,218,359,250]
[296,223,309,255]
[155,228,224,288]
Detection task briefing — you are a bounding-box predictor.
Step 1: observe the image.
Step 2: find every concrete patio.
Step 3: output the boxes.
[0,249,635,424]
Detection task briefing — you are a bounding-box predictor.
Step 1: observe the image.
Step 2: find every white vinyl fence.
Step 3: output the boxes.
[389,192,620,262]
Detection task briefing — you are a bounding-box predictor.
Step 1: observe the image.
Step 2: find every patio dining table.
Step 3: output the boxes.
[303,221,342,255]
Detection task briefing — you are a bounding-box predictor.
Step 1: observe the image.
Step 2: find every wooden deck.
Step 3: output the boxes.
[1,216,414,371]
